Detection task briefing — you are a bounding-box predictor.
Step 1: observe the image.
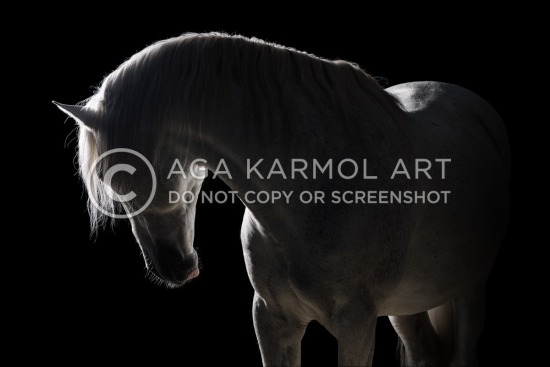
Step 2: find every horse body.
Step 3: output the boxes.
[57,33,509,366]
[237,81,508,365]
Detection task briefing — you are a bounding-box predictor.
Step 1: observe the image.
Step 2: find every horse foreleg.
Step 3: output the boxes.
[252,293,307,367]
[389,312,440,366]
[331,300,377,367]
[450,286,485,367]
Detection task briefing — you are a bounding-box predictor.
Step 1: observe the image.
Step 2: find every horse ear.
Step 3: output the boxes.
[53,101,100,131]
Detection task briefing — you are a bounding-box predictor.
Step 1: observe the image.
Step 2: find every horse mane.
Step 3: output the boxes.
[79,32,404,231]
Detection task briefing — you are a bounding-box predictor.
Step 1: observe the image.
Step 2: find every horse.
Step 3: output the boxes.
[56,33,509,366]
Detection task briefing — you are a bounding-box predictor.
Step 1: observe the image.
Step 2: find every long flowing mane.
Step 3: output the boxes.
[79,32,404,231]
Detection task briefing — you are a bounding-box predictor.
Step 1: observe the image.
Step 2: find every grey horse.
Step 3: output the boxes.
[57,33,509,366]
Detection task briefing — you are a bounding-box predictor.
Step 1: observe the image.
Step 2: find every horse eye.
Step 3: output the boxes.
[94,166,105,181]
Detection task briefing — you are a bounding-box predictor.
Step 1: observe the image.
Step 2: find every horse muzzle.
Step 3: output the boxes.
[149,246,200,286]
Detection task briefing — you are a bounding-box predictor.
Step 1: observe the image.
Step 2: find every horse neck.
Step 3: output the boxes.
[193,84,400,183]
[180,80,406,238]
[190,88,329,187]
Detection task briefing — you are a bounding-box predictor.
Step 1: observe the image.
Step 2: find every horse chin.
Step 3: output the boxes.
[164,280,186,289]
[165,268,200,288]
[147,266,200,289]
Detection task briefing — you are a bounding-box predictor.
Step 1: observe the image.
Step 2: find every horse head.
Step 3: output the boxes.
[56,102,203,288]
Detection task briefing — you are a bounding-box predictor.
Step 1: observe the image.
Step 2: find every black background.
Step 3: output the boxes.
[47,14,526,366]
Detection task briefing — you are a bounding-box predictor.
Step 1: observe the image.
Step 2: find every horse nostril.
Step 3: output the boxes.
[187,268,200,280]
[150,245,199,284]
